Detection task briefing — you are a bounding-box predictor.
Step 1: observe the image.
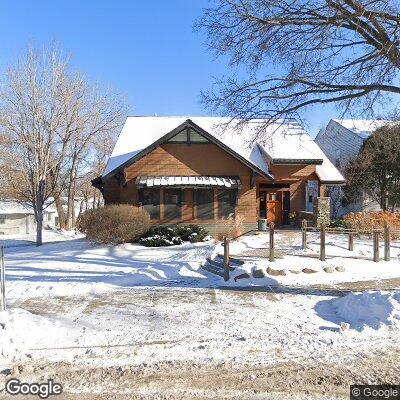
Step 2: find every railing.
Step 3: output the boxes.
[301,220,399,262]
[221,220,400,281]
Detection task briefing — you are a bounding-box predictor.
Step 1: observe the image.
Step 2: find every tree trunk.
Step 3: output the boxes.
[36,208,43,246]
[54,193,66,229]
[35,179,45,246]
[66,159,77,230]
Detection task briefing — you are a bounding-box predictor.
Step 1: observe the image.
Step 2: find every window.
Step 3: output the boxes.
[259,192,266,219]
[189,129,209,143]
[166,129,188,143]
[139,189,160,220]
[166,128,210,144]
[164,189,182,219]
[268,193,277,201]
[218,189,237,219]
[0,215,5,224]
[195,189,214,220]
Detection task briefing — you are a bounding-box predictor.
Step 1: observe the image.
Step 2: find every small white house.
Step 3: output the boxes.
[0,200,57,235]
[315,119,391,216]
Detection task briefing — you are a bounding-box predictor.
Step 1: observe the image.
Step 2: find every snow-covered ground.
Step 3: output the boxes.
[0,228,82,248]
[2,230,400,302]
[0,230,399,396]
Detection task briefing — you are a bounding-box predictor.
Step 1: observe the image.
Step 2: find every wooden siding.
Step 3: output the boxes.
[103,142,326,224]
[104,143,258,223]
[260,163,320,213]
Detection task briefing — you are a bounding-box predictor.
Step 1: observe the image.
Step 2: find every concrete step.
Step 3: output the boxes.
[206,257,235,271]
[215,254,245,265]
[201,262,224,277]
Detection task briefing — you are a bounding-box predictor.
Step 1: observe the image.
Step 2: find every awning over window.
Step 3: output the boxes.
[136,176,242,189]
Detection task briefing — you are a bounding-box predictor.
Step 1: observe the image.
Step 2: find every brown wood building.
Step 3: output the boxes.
[93,117,345,230]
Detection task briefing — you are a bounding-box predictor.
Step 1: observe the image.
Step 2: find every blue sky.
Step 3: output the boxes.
[0,0,338,136]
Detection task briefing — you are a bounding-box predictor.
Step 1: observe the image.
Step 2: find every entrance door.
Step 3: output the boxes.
[266,192,282,224]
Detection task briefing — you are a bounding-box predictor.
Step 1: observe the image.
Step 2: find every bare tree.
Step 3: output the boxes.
[0,45,125,244]
[326,186,342,218]
[62,86,124,230]
[197,0,400,125]
[0,47,72,245]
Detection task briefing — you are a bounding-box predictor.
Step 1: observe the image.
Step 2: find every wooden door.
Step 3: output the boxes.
[266,192,282,224]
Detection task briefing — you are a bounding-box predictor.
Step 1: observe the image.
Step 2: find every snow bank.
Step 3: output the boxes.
[332,291,400,331]
[0,308,64,365]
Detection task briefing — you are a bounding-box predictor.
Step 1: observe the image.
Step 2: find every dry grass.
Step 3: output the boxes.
[214,214,245,241]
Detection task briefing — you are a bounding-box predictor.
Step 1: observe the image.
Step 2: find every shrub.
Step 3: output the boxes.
[329,219,346,229]
[214,214,245,241]
[343,212,400,238]
[139,235,183,247]
[139,224,209,247]
[77,204,150,244]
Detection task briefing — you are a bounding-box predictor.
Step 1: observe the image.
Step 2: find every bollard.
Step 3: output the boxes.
[269,222,275,262]
[373,230,380,262]
[223,237,230,281]
[301,219,307,250]
[384,224,390,262]
[320,224,326,261]
[348,232,354,251]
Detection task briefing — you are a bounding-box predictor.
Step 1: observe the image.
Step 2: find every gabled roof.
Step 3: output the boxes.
[331,119,391,139]
[103,116,345,184]
[103,118,273,179]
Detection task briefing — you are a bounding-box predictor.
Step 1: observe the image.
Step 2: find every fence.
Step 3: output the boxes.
[300,220,399,263]
[221,220,400,281]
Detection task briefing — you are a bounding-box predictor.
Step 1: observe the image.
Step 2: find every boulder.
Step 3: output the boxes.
[252,269,265,278]
[340,322,350,332]
[302,268,318,274]
[323,266,335,273]
[336,266,346,272]
[234,273,250,282]
[267,267,287,276]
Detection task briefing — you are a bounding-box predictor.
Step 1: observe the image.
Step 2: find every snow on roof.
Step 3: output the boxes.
[332,119,391,139]
[0,199,57,215]
[0,200,34,215]
[103,116,271,177]
[104,116,344,183]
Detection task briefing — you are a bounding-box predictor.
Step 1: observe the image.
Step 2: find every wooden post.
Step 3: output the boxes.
[373,230,380,262]
[320,224,326,261]
[301,219,307,250]
[0,246,5,312]
[223,237,230,281]
[384,223,390,262]
[269,222,275,262]
[348,232,354,251]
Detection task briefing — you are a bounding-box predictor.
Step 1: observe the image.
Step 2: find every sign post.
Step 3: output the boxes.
[0,246,5,311]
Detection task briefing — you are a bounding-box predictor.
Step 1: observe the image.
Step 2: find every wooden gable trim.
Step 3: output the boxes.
[103,119,273,181]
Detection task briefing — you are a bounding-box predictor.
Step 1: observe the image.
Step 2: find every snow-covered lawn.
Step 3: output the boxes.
[2,230,400,301]
[0,230,399,384]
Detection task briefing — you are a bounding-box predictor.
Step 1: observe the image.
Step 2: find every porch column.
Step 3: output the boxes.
[319,183,327,197]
